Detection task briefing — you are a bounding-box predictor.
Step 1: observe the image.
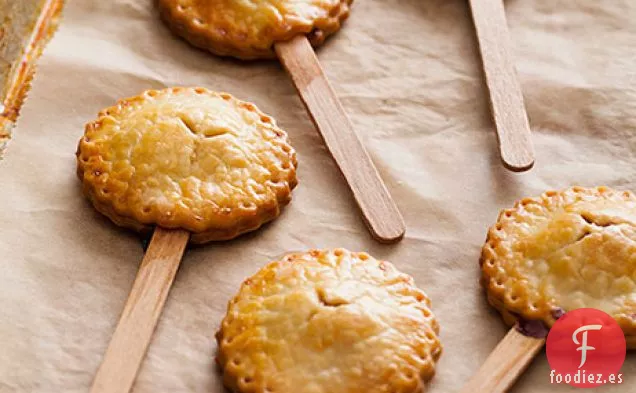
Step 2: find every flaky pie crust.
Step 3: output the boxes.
[216,249,442,393]
[481,186,636,347]
[76,87,297,244]
[158,0,353,60]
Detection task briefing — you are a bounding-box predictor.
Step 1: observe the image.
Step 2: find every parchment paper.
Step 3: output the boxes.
[1,0,635,392]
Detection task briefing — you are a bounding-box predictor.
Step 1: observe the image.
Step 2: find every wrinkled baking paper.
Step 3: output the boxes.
[1,0,635,392]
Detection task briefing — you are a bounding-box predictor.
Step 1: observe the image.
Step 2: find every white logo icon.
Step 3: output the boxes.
[572,324,602,368]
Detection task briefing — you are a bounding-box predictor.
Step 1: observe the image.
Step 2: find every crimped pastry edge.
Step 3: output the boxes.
[480,186,636,347]
[76,86,298,244]
[157,0,353,60]
[216,248,443,393]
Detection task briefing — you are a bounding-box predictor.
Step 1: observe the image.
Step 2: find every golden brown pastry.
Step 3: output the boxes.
[158,0,353,60]
[481,186,636,346]
[76,87,297,243]
[217,249,442,393]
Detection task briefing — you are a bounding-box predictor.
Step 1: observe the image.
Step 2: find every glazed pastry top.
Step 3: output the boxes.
[159,0,352,59]
[482,187,636,335]
[77,87,297,242]
[217,249,442,393]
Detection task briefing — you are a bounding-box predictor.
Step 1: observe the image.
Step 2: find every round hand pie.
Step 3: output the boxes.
[76,87,297,244]
[158,0,353,59]
[217,249,442,393]
[481,186,636,346]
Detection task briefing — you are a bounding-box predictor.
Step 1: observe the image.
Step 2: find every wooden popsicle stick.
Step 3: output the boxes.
[90,228,190,393]
[459,327,545,393]
[468,0,535,172]
[275,36,406,243]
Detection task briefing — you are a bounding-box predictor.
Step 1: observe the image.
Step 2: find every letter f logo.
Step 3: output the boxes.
[572,324,602,368]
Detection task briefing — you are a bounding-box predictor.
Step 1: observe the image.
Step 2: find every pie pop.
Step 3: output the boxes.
[158,0,406,243]
[77,87,298,393]
[217,249,443,393]
[461,187,635,393]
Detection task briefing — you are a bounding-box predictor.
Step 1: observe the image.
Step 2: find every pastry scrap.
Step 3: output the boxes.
[217,249,442,393]
[481,186,636,347]
[76,87,297,244]
[158,0,353,60]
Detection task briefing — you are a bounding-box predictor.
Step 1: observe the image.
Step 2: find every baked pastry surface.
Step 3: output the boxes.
[158,0,353,59]
[217,249,442,393]
[76,87,297,243]
[481,186,636,346]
